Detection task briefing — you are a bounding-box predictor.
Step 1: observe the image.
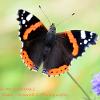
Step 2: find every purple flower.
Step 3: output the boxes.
[91,72,100,96]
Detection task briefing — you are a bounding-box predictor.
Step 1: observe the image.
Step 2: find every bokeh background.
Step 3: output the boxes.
[0,0,100,100]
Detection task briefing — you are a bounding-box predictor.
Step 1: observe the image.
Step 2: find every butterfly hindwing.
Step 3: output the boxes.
[43,37,73,76]
[17,9,48,70]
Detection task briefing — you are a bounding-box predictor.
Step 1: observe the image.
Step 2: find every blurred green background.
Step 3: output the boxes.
[0,0,100,100]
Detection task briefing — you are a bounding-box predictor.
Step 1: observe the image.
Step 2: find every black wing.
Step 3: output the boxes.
[43,35,73,76]
[17,9,48,70]
[57,30,98,57]
[67,30,98,57]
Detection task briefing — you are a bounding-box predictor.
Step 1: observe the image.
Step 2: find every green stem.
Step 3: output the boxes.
[67,72,91,100]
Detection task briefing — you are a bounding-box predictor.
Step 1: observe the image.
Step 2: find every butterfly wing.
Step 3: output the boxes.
[43,36,73,76]
[17,9,48,71]
[57,30,98,57]
[43,30,98,76]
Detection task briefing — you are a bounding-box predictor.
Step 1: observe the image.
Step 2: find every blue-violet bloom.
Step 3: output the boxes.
[91,72,100,96]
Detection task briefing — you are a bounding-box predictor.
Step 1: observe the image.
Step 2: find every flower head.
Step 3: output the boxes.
[91,72,100,96]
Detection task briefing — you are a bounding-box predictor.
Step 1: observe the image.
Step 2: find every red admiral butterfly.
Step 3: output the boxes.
[17,9,98,77]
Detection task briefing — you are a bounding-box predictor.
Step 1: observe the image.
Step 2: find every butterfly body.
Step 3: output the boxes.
[17,9,98,76]
[45,25,56,49]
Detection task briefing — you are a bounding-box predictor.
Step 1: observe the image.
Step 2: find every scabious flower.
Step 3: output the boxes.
[91,72,100,96]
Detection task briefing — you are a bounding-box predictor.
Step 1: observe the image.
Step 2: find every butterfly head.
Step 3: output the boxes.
[48,23,56,34]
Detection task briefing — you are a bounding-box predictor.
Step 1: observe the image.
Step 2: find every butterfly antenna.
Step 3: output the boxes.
[39,5,51,25]
[56,12,76,27]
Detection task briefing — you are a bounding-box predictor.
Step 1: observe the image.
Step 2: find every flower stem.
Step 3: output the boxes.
[67,72,91,100]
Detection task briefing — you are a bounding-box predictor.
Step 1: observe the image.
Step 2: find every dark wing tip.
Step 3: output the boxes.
[17,9,30,21]
[17,9,24,21]
[90,32,98,45]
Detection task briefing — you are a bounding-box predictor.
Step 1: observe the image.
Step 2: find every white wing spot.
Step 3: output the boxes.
[85,47,88,50]
[25,25,27,27]
[80,42,82,45]
[20,49,22,53]
[18,25,21,29]
[21,17,23,19]
[90,32,93,36]
[21,10,25,16]
[18,32,20,36]
[19,21,21,25]
[22,20,26,24]
[97,35,99,41]
[20,54,22,58]
[21,42,24,47]
[81,31,86,39]
[22,10,25,14]
[18,37,21,41]
[26,14,33,21]
[88,39,91,41]
[32,69,38,72]
[84,40,88,44]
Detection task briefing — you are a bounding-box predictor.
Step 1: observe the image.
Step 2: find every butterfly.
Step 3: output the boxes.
[17,9,98,77]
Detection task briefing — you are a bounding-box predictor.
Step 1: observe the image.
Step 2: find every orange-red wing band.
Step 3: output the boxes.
[65,31,79,56]
[21,49,35,69]
[48,65,69,76]
[23,22,43,40]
